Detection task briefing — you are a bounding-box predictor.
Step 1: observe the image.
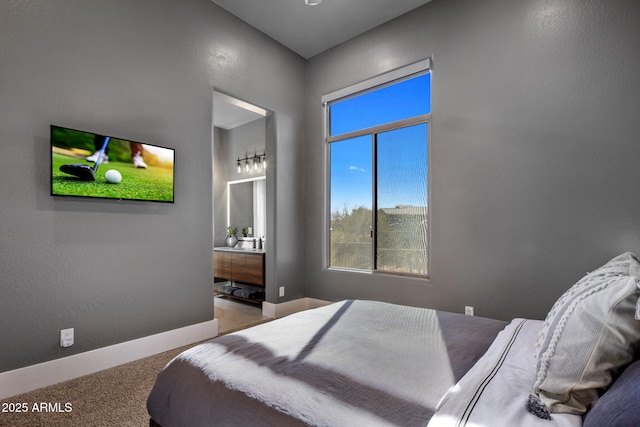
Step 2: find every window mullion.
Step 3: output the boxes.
[372,133,378,271]
[327,114,430,144]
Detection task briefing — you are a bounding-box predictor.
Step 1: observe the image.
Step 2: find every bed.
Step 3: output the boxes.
[147,253,640,427]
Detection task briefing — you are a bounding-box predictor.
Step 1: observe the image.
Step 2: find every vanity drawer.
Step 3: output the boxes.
[214,251,233,280]
[232,253,264,286]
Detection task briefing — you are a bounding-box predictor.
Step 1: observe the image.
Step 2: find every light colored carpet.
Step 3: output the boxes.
[0,344,189,427]
[0,301,270,427]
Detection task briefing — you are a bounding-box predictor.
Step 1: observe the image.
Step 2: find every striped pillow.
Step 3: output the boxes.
[527,252,640,419]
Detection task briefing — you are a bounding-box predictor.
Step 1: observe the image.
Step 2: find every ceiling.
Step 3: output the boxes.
[211,0,432,59]
[212,0,431,129]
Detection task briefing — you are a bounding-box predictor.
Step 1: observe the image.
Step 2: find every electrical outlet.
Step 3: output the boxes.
[465,306,474,316]
[60,328,74,347]
[279,286,285,297]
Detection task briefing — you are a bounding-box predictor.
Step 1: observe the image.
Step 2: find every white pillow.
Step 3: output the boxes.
[526,252,640,419]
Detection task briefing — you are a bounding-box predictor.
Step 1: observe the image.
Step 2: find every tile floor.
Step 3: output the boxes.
[214,295,271,333]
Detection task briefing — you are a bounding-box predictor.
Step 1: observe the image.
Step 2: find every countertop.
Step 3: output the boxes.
[214,247,266,254]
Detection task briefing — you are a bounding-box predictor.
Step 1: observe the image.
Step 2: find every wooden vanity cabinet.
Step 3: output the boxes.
[214,250,265,303]
[232,253,264,286]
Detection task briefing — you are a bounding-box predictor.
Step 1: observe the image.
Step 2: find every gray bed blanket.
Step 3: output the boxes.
[147,300,507,427]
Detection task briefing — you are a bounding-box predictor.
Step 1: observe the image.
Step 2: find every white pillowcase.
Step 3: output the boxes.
[528,252,640,418]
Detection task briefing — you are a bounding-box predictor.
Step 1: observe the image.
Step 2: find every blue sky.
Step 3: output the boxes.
[331,135,372,211]
[330,73,430,212]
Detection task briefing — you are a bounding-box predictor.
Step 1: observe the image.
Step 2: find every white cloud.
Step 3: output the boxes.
[349,165,366,173]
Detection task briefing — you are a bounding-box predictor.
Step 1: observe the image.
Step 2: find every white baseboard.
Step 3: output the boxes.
[0,318,218,400]
[262,297,331,318]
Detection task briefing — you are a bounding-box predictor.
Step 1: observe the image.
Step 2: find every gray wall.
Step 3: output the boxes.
[0,0,306,373]
[305,0,640,320]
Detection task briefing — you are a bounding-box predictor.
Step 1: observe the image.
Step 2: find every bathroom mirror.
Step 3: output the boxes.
[227,176,266,239]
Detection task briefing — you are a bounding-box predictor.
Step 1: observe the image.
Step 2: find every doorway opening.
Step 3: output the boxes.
[212,89,272,331]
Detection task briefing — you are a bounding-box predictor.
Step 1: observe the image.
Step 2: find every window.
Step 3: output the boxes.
[326,64,431,277]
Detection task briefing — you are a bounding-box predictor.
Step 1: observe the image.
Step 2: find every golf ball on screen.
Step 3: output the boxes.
[105,169,122,184]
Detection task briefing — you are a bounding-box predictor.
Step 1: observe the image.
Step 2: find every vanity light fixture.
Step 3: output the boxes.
[305,0,322,5]
[236,152,266,174]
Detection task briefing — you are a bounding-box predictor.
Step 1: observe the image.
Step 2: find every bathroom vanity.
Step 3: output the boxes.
[213,247,265,304]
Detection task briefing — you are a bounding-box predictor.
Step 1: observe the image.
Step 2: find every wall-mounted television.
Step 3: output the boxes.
[51,125,175,203]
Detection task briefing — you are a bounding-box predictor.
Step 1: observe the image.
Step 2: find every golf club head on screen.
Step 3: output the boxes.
[59,136,110,181]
